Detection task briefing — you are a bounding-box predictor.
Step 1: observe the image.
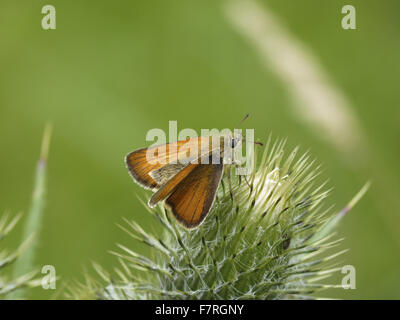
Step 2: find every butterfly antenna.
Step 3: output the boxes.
[236,113,249,128]
[233,114,250,142]
[243,137,264,147]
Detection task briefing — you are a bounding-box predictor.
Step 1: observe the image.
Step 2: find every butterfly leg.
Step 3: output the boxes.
[232,158,253,193]
[243,174,252,191]
[220,176,226,195]
[226,165,234,201]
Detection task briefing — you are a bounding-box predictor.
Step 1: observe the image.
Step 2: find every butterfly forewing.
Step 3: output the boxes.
[126,136,212,190]
[126,148,162,189]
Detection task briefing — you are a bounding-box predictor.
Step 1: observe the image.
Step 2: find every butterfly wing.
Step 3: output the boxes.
[125,147,163,190]
[164,161,224,228]
[125,136,211,190]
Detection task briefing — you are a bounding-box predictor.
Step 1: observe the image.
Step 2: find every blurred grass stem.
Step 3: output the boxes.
[9,124,52,299]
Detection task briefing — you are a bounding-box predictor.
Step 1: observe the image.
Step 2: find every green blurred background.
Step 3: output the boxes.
[0,0,399,299]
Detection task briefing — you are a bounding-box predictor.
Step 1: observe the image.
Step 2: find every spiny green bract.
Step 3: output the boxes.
[69,138,350,300]
[0,213,38,298]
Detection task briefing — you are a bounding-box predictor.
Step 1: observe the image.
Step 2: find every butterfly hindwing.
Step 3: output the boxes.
[164,161,224,228]
[148,162,199,207]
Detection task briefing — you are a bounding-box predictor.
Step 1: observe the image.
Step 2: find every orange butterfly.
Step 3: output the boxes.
[125,133,243,228]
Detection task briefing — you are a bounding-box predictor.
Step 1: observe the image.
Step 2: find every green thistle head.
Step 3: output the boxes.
[69,137,368,300]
